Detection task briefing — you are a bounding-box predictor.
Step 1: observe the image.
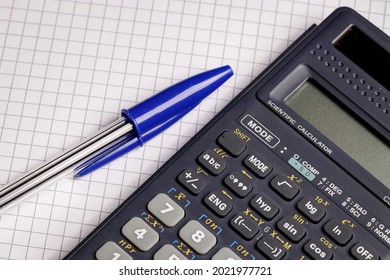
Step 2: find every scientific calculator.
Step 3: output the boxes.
[65,7,390,260]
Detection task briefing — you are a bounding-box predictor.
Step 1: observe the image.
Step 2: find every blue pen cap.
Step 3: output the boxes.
[121,65,233,145]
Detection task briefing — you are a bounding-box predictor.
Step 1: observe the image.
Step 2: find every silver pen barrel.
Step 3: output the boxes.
[0,117,133,208]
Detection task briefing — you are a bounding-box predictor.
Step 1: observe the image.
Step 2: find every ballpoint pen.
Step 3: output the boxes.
[0,65,233,214]
[75,108,190,177]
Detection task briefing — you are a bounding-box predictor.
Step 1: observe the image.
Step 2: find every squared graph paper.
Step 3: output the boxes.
[0,0,389,260]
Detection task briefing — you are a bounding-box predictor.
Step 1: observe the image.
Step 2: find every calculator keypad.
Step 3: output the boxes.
[204,191,233,217]
[224,172,253,197]
[86,129,383,261]
[198,150,226,175]
[276,216,306,243]
[212,247,242,260]
[147,193,185,227]
[270,174,299,200]
[243,153,272,178]
[230,214,259,240]
[250,193,279,220]
[177,169,206,195]
[122,217,159,252]
[297,197,326,223]
[303,239,332,260]
[350,242,379,260]
[153,244,187,260]
[323,219,353,246]
[95,241,133,260]
[217,131,246,157]
[256,236,286,260]
[179,220,217,255]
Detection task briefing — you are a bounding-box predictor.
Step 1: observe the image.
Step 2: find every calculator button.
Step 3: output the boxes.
[95,241,133,260]
[177,169,206,195]
[303,239,333,260]
[323,219,352,246]
[269,175,299,200]
[250,194,279,220]
[276,216,306,243]
[147,193,185,227]
[244,153,272,178]
[256,236,286,260]
[230,214,259,240]
[217,131,246,157]
[211,247,242,260]
[197,150,226,176]
[224,172,253,197]
[350,242,379,260]
[179,220,217,255]
[153,244,187,260]
[122,217,159,252]
[204,191,233,217]
[297,197,326,223]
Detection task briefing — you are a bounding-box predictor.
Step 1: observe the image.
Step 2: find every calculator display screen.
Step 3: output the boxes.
[285,80,390,190]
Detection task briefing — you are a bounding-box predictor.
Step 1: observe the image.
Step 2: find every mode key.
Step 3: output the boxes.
[198,150,226,175]
[244,153,272,179]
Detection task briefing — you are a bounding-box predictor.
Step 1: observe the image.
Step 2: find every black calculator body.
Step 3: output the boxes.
[66,7,390,260]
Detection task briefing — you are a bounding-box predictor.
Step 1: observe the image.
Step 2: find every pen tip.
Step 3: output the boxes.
[74,169,86,177]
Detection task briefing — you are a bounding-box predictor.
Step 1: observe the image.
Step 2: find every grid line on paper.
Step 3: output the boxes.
[174,0,200,152]
[73,0,109,254]
[116,0,141,217]
[0,16,315,40]
[21,0,54,260]
[131,0,158,204]
[6,0,35,260]
[3,0,388,19]
[26,0,68,260]
[44,0,82,260]
[137,0,171,181]
[60,2,95,258]
[93,0,124,244]
[0,3,14,112]
[66,0,108,251]
[0,1,30,183]
[204,0,219,117]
